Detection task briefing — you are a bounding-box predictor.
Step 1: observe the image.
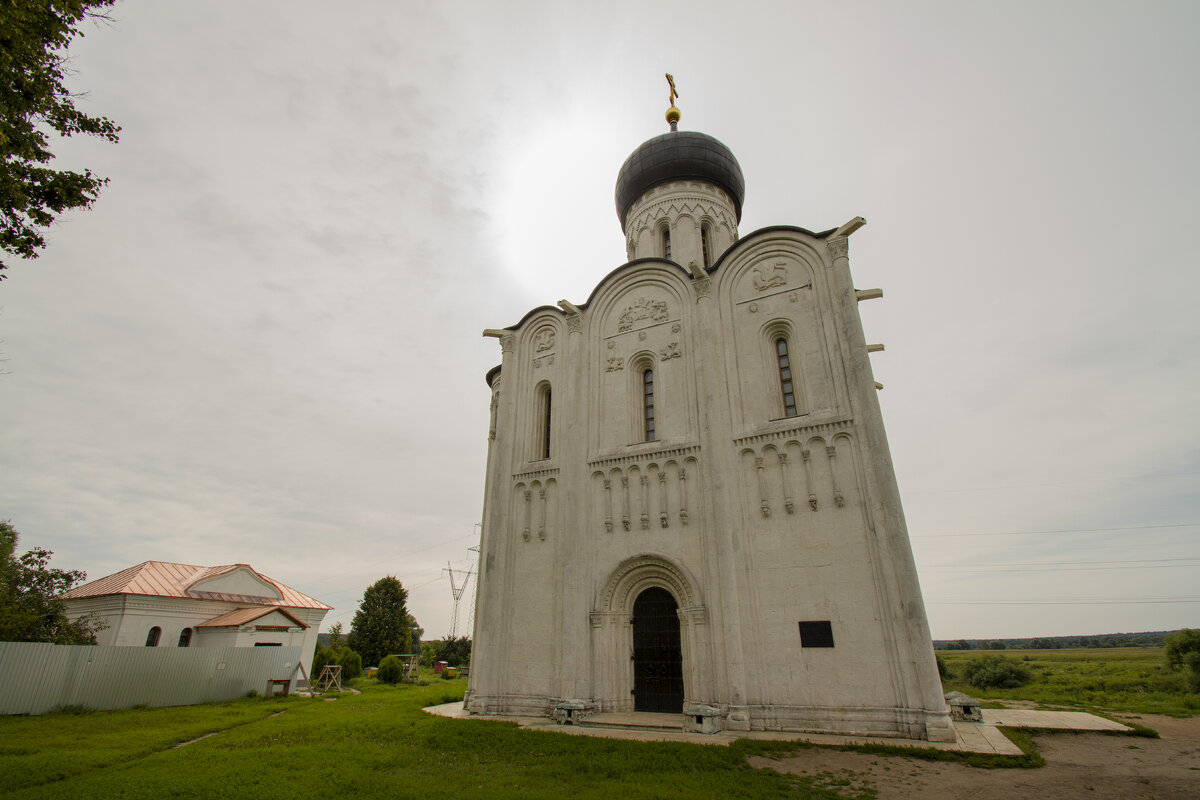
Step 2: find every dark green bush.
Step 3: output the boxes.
[311,646,336,679]
[963,655,1032,689]
[377,654,404,684]
[936,654,948,679]
[337,648,363,680]
[1164,629,1200,692]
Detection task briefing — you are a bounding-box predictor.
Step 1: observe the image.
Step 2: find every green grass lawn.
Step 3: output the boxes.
[939,647,1199,716]
[0,679,848,800]
[6,650,1192,799]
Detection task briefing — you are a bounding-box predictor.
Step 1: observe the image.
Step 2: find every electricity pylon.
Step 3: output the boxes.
[443,560,474,639]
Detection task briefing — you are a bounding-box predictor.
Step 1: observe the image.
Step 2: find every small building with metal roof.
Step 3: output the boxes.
[61,561,330,675]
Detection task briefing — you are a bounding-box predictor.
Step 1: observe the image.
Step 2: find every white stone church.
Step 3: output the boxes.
[466,98,953,741]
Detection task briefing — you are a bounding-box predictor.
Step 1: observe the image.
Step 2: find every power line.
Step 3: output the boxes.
[922,557,1200,572]
[906,470,1200,495]
[924,564,1199,573]
[914,522,1199,538]
[926,598,1200,605]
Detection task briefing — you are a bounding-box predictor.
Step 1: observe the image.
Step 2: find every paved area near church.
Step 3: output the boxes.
[979,709,1132,731]
[425,702,1129,755]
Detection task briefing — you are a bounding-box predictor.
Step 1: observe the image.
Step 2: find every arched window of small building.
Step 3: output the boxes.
[534,382,552,460]
[177,627,192,647]
[145,626,161,647]
[775,337,798,417]
[661,226,672,260]
[701,222,712,268]
[643,368,656,442]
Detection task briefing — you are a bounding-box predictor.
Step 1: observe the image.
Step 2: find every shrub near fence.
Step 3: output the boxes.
[0,642,302,714]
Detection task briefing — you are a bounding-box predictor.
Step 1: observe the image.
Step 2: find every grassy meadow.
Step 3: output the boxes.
[939,646,1199,716]
[0,679,846,800]
[2,648,1194,799]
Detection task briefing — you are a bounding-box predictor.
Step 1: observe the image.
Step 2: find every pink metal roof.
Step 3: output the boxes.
[61,561,330,610]
[198,607,308,628]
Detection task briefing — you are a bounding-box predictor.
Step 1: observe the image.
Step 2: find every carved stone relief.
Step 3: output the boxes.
[660,342,681,360]
[753,263,788,291]
[617,297,669,332]
[534,328,555,352]
[605,356,624,372]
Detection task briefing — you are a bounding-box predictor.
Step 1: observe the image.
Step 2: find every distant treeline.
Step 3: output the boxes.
[934,630,1181,650]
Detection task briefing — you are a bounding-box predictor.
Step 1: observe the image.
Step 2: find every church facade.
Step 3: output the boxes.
[466,109,953,741]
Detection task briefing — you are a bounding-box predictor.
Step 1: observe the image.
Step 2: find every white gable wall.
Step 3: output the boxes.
[64,596,326,675]
[189,567,283,599]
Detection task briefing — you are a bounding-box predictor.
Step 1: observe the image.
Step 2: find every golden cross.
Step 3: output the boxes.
[666,73,679,106]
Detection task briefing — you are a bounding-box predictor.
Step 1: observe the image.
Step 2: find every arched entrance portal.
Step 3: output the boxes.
[632,587,684,713]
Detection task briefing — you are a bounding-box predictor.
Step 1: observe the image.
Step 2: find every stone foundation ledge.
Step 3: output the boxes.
[745,703,955,742]
[424,701,1033,755]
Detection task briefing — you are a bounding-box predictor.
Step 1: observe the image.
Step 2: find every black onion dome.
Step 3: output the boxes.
[615,130,745,232]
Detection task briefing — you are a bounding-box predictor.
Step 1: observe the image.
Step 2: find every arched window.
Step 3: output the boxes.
[775,337,798,418]
[145,626,161,647]
[534,383,552,460]
[177,627,192,647]
[701,222,712,268]
[661,227,672,260]
[642,368,656,442]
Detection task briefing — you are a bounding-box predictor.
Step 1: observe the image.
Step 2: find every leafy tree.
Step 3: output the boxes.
[962,655,1032,690]
[421,636,472,667]
[347,576,412,668]
[326,621,346,653]
[0,0,122,278]
[0,519,104,643]
[987,641,1007,650]
[1164,629,1200,692]
[406,612,423,653]
[1029,637,1056,649]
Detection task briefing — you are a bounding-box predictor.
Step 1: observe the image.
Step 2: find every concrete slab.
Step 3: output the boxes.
[583,711,682,730]
[423,702,1028,755]
[981,709,1132,732]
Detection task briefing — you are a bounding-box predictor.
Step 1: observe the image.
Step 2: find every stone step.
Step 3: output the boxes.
[579,712,684,731]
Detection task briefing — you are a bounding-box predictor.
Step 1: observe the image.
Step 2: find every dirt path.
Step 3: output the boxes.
[749,714,1200,799]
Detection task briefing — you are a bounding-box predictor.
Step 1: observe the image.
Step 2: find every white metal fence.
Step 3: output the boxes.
[0,642,302,715]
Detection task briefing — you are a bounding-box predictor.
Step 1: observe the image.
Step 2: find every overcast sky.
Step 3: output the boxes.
[2,1,1198,641]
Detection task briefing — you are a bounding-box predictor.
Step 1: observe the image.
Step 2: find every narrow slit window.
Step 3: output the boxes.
[662,228,672,260]
[776,337,798,417]
[542,388,552,459]
[701,223,712,268]
[535,385,552,460]
[643,368,656,442]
